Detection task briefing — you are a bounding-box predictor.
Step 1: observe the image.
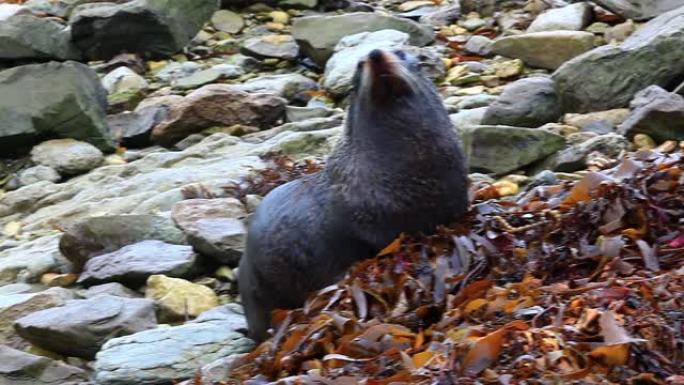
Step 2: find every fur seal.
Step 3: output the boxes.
[238,49,468,340]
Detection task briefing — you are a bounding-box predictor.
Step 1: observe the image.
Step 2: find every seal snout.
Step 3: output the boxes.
[361,49,413,100]
[367,49,394,78]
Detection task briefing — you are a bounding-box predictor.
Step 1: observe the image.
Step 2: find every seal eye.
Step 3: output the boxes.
[393,50,407,61]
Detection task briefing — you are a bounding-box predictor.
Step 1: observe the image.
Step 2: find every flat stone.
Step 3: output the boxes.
[14,295,157,359]
[107,106,169,148]
[563,109,630,134]
[231,73,319,103]
[145,275,218,322]
[459,125,567,174]
[211,10,244,33]
[59,215,187,273]
[491,31,595,70]
[293,12,434,65]
[463,35,493,56]
[77,240,200,288]
[527,2,592,32]
[79,282,141,299]
[31,139,104,176]
[618,85,684,141]
[94,320,254,385]
[0,235,66,285]
[553,6,684,112]
[241,34,299,60]
[172,68,221,89]
[0,14,81,61]
[18,166,60,186]
[592,0,683,20]
[0,345,87,385]
[536,133,629,172]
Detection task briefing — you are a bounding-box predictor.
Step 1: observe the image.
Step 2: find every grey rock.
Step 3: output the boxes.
[563,108,630,133]
[463,35,493,56]
[460,0,496,16]
[0,235,66,285]
[293,12,434,65]
[102,66,148,94]
[280,0,318,8]
[0,345,87,385]
[0,182,61,217]
[0,14,81,61]
[527,2,592,32]
[449,107,487,129]
[593,0,683,20]
[232,73,319,103]
[151,84,287,146]
[0,61,114,155]
[455,94,499,110]
[0,4,25,20]
[18,166,60,186]
[286,105,337,122]
[418,4,462,26]
[553,6,684,112]
[539,133,629,172]
[70,0,219,60]
[209,63,245,78]
[191,303,247,331]
[14,295,157,359]
[241,34,299,60]
[172,198,247,265]
[323,29,410,96]
[211,9,244,33]
[79,282,141,299]
[460,17,487,31]
[77,240,200,287]
[59,214,187,272]
[23,0,98,18]
[94,321,255,385]
[154,61,202,82]
[492,31,595,70]
[618,85,684,141]
[107,106,169,148]
[460,125,566,174]
[245,114,344,142]
[482,77,562,127]
[0,287,74,348]
[172,69,221,89]
[31,139,104,176]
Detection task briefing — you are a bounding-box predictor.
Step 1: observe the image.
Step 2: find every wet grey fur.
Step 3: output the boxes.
[238,50,468,341]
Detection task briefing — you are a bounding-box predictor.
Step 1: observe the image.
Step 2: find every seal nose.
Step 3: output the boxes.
[366,49,392,77]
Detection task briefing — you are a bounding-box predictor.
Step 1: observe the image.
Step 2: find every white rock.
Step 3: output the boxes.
[101,66,148,94]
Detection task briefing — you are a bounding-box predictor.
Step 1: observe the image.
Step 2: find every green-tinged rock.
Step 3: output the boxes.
[0,345,87,385]
[145,275,219,322]
[0,61,114,155]
[0,14,81,61]
[482,77,562,127]
[618,85,684,141]
[491,31,595,70]
[553,6,684,113]
[211,10,244,33]
[459,125,566,174]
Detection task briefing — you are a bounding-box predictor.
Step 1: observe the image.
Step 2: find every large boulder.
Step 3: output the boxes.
[491,31,595,70]
[14,295,157,359]
[70,0,219,60]
[0,345,87,385]
[592,0,683,20]
[0,14,81,61]
[482,77,562,127]
[292,12,434,65]
[151,84,287,146]
[0,61,114,155]
[459,125,566,174]
[553,6,684,113]
[94,320,254,385]
[618,85,684,141]
[77,240,201,288]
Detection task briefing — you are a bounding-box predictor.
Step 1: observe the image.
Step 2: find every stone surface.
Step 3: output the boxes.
[0,345,87,385]
[419,3,462,26]
[323,29,411,96]
[18,166,60,186]
[0,235,66,285]
[151,84,287,146]
[79,282,141,299]
[31,139,104,176]
[94,320,254,385]
[463,35,493,56]
[553,6,684,113]
[145,274,219,322]
[172,198,247,264]
[107,106,169,148]
[563,109,630,134]
[0,61,114,155]
[450,107,487,129]
[459,125,566,174]
[14,295,157,358]
[211,9,244,33]
[0,14,81,61]
[0,287,74,348]
[618,85,684,141]
[293,12,434,65]
[538,133,629,172]
[482,77,562,128]
[491,31,595,70]
[241,34,299,60]
[77,240,200,288]
[59,214,187,272]
[593,0,683,20]
[527,2,592,32]
[172,69,221,90]
[70,0,219,60]
[231,73,319,103]
[102,66,149,94]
